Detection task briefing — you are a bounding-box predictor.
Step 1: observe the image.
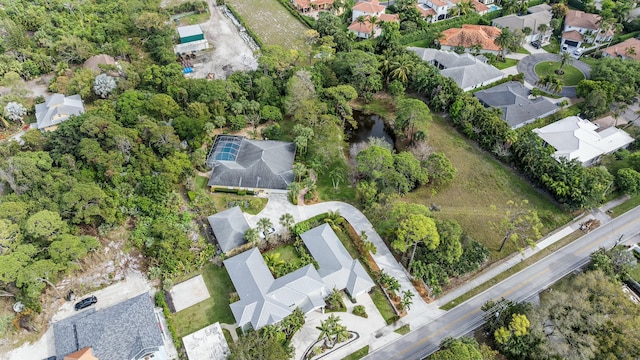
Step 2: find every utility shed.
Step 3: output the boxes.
[177,25,204,43]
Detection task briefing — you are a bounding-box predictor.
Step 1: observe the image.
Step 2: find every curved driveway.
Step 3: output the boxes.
[517,53,591,98]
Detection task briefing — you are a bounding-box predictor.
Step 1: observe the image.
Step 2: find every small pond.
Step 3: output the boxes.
[346,110,396,149]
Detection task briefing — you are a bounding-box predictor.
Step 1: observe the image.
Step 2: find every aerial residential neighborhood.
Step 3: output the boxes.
[1,0,640,359]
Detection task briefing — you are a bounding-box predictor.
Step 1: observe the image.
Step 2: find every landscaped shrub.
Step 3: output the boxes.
[155,291,183,353]
[352,305,368,318]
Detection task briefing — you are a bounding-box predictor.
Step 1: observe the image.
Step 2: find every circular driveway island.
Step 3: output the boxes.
[517,53,591,98]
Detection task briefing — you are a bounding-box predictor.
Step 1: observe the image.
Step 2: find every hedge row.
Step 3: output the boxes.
[165,1,208,15]
[225,4,265,48]
[273,0,316,28]
[154,291,184,357]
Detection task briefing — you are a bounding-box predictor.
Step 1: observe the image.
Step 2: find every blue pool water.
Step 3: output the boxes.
[488,4,501,12]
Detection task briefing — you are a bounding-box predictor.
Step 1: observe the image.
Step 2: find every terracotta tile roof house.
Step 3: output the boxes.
[562,30,584,42]
[352,0,386,14]
[83,54,117,75]
[416,3,437,19]
[349,0,397,38]
[565,9,600,30]
[603,38,640,61]
[562,9,613,46]
[474,81,559,128]
[53,293,166,360]
[472,0,489,14]
[207,206,250,253]
[63,347,99,360]
[206,135,296,191]
[34,93,85,131]
[291,0,334,11]
[439,24,503,54]
[224,224,374,331]
[409,47,506,91]
[533,116,635,166]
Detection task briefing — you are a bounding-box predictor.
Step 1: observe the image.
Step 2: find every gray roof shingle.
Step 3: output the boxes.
[409,48,505,91]
[223,224,375,330]
[207,136,296,190]
[53,293,163,360]
[35,94,85,130]
[474,81,558,128]
[207,206,249,253]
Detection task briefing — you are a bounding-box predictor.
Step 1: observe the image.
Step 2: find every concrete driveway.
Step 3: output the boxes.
[517,53,591,98]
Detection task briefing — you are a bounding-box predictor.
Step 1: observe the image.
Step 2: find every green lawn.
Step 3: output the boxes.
[171,264,237,338]
[543,37,560,53]
[515,46,530,54]
[629,263,640,283]
[394,324,411,335]
[579,55,600,67]
[404,116,570,260]
[263,244,303,269]
[208,193,268,215]
[226,0,308,49]
[195,175,209,191]
[177,11,210,25]
[317,163,356,203]
[609,193,640,217]
[492,58,519,70]
[534,61,585,86]
[342,345,370,360]
[370,286,398,324]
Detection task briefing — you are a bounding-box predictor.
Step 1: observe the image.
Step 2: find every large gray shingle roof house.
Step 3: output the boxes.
[35,93,85,131]
[53,293,166,360]
[474,81,558,129]
[224,224,374,331]
[409,47,505,91]
[206,135,296,191]
[207,206,250,253]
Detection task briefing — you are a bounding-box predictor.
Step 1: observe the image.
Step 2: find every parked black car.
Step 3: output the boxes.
[530,40,541,49]
[74,295,97,311]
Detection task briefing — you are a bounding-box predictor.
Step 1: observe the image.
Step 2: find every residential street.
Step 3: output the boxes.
[517,53,591,97]
[362,205,640,360]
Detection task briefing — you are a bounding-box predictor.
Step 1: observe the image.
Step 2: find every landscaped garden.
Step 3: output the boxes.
[225,0,308,49]
[534,61,585,86]
[171,264,237,338]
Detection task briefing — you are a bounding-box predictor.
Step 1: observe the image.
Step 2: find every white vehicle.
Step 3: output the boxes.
[574,48,584,56]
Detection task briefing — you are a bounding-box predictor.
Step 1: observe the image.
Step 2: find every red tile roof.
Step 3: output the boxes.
[562,30,584,41]
[472,0,489,12]
[565,9,601,30]
[440,24,502,51]
[603,37,640,61]
[348,19,374,34]
[416,4,437,17]
[429,0,447,7]
[352,0,386,13]
[379,13,400,22]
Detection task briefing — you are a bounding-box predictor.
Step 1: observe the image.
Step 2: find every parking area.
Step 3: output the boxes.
[181,0,258,79]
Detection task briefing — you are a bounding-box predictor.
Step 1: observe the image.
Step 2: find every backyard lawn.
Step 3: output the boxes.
[263,244,303,269]
[225,0,308,49]
[403,116,570,260]
[171,264,237,338]
[534,61,585,86]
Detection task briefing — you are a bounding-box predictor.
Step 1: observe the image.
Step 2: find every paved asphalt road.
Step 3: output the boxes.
[517,53,591,98]
[364,205,640,360]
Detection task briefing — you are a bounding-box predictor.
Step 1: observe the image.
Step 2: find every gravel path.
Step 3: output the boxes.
[517,53,591,98]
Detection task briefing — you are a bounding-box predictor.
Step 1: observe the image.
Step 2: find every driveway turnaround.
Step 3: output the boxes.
[517,53,591,98]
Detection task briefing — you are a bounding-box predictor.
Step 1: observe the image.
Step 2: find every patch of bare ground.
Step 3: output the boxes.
[0,225,149,353]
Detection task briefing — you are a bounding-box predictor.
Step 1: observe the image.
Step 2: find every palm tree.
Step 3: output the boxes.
[390,55,415,84]
[449,0,474,17]
[257,217,274,239]
[494,29,513,60]
[537,23,549,41]
[243,228,260,244]
[625,46,637,57]
[536,74,562,93]
[264,252,285,273]
[557,51,573,74]
[401,290,415,311]
[292,162,307,182]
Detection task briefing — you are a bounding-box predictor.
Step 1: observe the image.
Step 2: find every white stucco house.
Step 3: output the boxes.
[534,116,635,166]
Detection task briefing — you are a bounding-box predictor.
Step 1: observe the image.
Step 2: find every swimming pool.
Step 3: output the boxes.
[488,4,501,12]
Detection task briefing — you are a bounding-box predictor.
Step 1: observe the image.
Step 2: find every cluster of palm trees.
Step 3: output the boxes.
[316,314,351,348]
[535,51,575,93]
[447,0,474,18]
